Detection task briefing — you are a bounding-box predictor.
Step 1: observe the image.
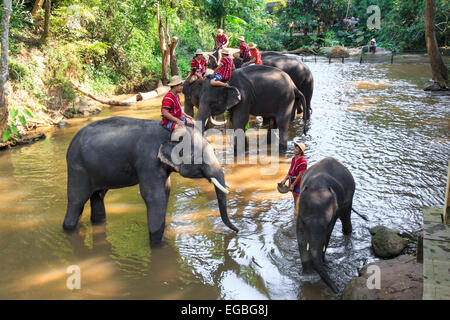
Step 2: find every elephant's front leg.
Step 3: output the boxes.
[231,110,250,155]
[139,172,170,247]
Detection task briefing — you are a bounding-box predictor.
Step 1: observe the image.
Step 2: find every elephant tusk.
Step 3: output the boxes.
[209,116,227,126]
[306,242,310,251]
[323,245,326,253]
[211,177,229,194]
[225,182,231,189]
[205,117,209,126]
[256,116,263,122]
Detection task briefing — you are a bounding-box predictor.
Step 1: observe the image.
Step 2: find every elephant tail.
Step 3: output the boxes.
[294,88,307,118]
[352,208,369,221]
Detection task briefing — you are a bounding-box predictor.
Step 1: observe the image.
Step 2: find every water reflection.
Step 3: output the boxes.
[0,57,449,299]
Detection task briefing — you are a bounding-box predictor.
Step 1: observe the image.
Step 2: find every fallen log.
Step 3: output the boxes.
[122,86,170,104]
[72,84,131,106]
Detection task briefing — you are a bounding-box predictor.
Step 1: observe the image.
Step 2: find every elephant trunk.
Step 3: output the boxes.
[311,250,338,294]
[209,169,238,233]
[196,103,210,132]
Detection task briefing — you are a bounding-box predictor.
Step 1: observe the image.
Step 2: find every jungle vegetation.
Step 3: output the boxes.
[0,0,448,142]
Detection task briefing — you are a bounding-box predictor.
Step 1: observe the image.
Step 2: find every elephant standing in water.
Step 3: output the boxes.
[194,65,306,152]
[260,52,314,121]
[62,117,238,247]
[297,157,356,293]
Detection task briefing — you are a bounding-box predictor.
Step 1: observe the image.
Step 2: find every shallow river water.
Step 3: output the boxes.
[0,56,449,299]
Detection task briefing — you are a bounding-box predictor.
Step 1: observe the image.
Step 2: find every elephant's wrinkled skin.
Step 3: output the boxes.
[62,117,238,247]
[297,157,356,293]
[195,65,306,152]
[260,52,314,121]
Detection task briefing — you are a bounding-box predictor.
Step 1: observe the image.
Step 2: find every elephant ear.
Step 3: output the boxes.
[158,142,180,172]
[225,86,241,110]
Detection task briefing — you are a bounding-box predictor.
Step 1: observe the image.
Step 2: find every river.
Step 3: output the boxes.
[0,55,448,299]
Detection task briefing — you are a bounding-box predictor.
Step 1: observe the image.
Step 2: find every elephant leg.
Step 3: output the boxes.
[231,112,250,155]
[266,118,277,145]
[90,189,108,224]
[275,114,290,152]
[139,172,169,247]
[339,205,353,235]
[63,172,91,231]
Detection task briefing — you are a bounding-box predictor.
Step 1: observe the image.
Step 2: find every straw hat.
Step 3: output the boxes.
[277,182,290,194]
[293,141,306,153]
[195,49,204,55]
[168,75,183,87]
[217,29,224,35]
[248,42,257,49]
[221,48,230,55]
[238,36,245,42]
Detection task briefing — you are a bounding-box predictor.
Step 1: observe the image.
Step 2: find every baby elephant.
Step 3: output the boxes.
[296,157,355,293]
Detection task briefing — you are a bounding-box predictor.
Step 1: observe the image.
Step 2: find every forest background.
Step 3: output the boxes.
[1,0,449,142]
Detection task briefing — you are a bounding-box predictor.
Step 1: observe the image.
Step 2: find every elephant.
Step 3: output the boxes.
[296,157,356,293]
[259,51,314,121]
[194,65,306,152]
[62,116,238,247]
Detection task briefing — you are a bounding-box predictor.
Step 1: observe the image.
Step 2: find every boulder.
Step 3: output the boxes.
[370,226,408,258]
[342,255,422,300]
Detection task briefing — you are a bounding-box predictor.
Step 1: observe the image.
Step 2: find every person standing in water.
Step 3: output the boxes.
[279,141,307,215]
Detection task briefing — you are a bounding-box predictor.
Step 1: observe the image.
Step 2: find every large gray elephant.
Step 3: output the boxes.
[260,52,313,121]
[62,117,238,247]
[194,65,306,152]
[296,157,356,294]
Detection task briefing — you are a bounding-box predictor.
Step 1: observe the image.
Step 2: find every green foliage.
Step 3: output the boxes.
[2,107,35,142]
[8,57,29,81]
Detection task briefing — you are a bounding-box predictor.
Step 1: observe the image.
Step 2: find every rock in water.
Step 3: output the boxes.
[342,255,422,300]
[371,227,408,258]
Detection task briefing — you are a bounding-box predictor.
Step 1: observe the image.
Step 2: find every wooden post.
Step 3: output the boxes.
[314,55,317,63]
[342,57,344,63]
[444,161,450,224]
[391,52,394,64]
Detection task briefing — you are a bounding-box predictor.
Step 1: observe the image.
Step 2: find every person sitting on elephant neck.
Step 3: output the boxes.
[233,36,251,65]
[242,42,262,67]
[189,49,207,84]
[279,141,307,215]
[208,48,235,87]
[161,76,194,136]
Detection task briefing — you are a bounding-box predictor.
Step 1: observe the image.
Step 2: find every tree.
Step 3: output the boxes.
[40,0,51,43]
[157,2,179,85]
[424,0,448,90]
[31,0,44,20]
[0,0,12,135]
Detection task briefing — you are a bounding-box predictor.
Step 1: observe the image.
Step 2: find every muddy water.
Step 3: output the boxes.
[0,57,449,299]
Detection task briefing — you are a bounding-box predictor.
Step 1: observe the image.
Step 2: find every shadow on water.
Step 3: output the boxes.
[0,57,449,299]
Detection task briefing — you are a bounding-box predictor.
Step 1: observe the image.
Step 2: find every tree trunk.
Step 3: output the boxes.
[169,36,179,76]
[0,0,12,134]
[157,3,170,85]
[31,0,45,19]
[40,0,51,43]
[424,0,448,89]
